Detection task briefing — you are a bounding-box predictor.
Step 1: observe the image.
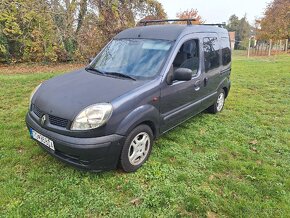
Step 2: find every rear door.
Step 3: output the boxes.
[201,33,221,109]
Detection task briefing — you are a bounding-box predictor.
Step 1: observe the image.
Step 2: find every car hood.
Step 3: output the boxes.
[33,69,146,120]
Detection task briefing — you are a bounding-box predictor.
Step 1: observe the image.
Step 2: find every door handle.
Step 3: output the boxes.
[194,80,201,91]
[204,77,209,86]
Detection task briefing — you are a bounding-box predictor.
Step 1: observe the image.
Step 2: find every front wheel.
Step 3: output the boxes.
[119,124,153,172]
[207,89,226,114]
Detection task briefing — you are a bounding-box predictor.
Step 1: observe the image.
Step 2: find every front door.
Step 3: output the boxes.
[160,36,205,133]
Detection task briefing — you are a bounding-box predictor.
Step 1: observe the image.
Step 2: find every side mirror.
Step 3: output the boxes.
[174,68,192,81]
[88,57,94,64]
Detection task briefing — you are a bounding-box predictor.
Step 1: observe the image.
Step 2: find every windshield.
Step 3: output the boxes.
[90,39,173,80]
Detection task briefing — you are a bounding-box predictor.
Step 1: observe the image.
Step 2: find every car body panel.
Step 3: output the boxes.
[26,113,125,171]
[33,69,147,121]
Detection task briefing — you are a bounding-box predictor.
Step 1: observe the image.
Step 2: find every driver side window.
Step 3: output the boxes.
[172,39,199,76]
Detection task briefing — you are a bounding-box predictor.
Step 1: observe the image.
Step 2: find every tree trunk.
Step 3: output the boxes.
[76,0,88,34]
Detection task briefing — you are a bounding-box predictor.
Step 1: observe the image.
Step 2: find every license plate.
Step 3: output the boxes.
[30,128,55,151]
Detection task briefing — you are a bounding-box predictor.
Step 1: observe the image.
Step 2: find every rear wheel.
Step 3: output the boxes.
[207,89,225,114]
[119,124,153,172]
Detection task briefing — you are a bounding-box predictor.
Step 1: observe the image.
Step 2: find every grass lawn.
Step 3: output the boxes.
[0,53,289,217]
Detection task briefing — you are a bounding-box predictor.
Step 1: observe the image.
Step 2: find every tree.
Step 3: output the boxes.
[0,0,168,63]
[135,0,167,26]
[226,15,239,32]
[176,9,204,24]
[256,0,289,40]
[0,0,60,62]
[225,14,251,49]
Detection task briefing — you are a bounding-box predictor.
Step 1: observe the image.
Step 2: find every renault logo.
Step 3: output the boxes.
[41,115,46,126]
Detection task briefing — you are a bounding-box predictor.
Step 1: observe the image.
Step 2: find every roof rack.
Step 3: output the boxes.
[140,19,197,26]
[139,19,226,28]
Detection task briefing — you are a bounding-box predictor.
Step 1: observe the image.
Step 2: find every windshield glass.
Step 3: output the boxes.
[90,39,173,80]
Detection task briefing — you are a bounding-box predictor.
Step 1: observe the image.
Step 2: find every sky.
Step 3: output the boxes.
[157,0,271,25]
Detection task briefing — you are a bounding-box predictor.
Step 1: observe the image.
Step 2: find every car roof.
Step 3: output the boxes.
[114,24,229,41]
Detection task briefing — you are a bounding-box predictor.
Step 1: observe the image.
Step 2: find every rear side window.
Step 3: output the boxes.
[221,37,231,66]
[203,37,220,72]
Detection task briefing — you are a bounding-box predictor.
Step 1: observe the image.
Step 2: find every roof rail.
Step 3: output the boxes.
[201,23,226,28]
[140,19,197,26]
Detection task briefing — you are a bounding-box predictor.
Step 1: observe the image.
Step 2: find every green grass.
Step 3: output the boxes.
[0,53,289,217]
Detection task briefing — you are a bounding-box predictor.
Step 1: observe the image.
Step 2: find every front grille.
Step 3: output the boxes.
[32,104,43,118]
[31,104,69,128]
[48,115,69,128]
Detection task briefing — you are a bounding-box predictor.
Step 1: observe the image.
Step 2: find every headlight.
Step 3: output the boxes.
[71,103,113,130]
[29,83,42,109]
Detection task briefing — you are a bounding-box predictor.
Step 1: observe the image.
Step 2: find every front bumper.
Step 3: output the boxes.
[26,113,125,171]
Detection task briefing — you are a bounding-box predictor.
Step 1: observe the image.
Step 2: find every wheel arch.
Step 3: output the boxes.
[115,104,160,138]
[137,120,157,139]
[223,86,228,98]
[218,77,231,98]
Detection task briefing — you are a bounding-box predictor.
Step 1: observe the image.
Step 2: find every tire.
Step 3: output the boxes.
[207,89,226,114]
[119,124,153,173]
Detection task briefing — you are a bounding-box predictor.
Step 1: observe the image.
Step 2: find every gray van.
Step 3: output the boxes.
[26,19,231,172]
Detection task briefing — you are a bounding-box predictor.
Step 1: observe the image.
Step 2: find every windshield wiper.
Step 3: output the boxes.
[85,67,105,75]
[104,72,136,81]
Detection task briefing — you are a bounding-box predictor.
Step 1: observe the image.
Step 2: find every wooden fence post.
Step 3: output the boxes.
[247,38,251,58]
[254,39,257,55]
[286,39,288,53]
[268,39,272,56]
